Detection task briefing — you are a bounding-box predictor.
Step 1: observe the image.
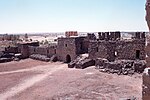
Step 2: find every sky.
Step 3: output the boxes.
[0,0,148,34]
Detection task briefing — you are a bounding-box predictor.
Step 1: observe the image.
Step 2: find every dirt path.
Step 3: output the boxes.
[0,62,66,100]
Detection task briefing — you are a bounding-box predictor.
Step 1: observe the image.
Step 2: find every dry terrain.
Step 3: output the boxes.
[0,59,142,100]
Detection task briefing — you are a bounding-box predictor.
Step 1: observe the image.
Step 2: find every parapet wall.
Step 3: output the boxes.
[89,32,146,62]
[98,32,121,41]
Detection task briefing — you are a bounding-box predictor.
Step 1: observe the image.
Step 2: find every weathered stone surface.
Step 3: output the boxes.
[95,58,108,69]
[89,34,145,62]
[143,68,150,100]
[0,58,12,63]
[50,55,58,62]
[98,59,145,75]
[134,60,146,73]
[146,0,150,31]
[30,54,50,62]
[68,61,76,68]
[75,59,95,69]
[57,37,88,62]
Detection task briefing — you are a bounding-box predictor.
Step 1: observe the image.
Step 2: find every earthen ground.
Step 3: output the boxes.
[0,59,142,100]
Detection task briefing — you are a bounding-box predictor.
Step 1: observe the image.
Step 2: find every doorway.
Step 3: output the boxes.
[136,50,140,59]
[66,55,71,63]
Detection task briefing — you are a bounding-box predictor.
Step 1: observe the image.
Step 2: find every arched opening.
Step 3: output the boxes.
[66,55,71,63]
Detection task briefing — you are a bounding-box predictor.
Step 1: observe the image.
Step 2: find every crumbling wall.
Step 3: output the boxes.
[0,34,20,41]
[89,32,145,62]
[5,46,18,54]
[18,42,39,58]
[98,31,121,41]
[89,41,116,61]
[29,46,56,57]
[116,39,145,60]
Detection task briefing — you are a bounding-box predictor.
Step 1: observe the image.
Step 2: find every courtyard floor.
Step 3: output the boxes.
[0,59,142,100]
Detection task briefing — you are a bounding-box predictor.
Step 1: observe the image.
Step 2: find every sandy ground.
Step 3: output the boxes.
[0,59,142,100]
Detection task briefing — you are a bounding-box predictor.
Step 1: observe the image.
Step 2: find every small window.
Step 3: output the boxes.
[65,44,67,47]
[54,49,56,54]
[34,48,36,52]
[47,49,49,54]
[96,47,98,52]
[115,51,118,57]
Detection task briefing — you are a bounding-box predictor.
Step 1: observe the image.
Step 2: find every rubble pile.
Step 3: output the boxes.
[96,58,146,75]
[68,54,95,69]
[0,53,15,63]
[30,54,50,62]
[75,59,95,69]
[50,55,58,62]
[0,58,12,63]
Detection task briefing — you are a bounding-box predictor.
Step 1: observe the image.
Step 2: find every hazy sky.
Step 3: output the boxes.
[0,0,148,33]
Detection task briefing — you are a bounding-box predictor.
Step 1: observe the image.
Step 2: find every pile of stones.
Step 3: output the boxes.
[68,54,95,69]
[30,54,50,62]
[96,58,146,75]
[0,53,15,63]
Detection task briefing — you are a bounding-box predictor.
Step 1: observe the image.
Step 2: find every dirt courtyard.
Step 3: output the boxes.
[0,59,142,100]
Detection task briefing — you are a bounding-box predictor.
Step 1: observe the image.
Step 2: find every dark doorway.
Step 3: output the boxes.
[66,55,71,63]
[136,50,140,59]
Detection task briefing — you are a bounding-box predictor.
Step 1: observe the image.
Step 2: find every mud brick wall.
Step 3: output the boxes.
[143,68,150,100]
[116,40,145,60]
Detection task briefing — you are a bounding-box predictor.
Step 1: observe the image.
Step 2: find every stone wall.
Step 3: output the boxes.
[56,37,77,62]
[18,42,39,58]
[29,46,56,57]
[89,41,116,61]
[56,37,88,62]
[116,39,145,60]
[98,31,121,41]
[0,34,20,41]
[89,33,145,62]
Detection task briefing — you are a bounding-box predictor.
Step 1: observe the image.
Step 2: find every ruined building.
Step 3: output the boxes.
[143,0,150,99]
[89,32,145,62]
